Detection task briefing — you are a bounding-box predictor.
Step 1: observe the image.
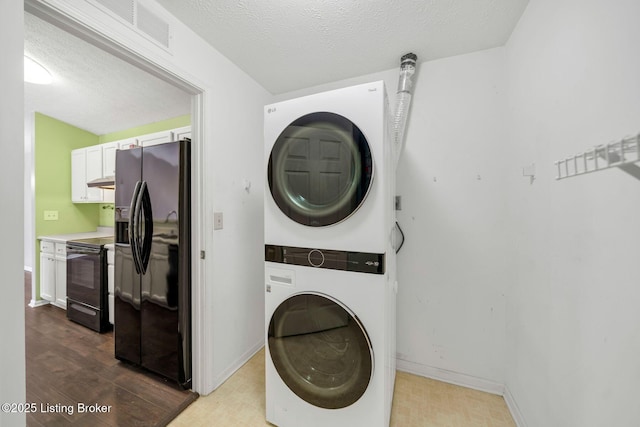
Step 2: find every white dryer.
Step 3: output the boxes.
[264,81,394,254]
[265,262,396,427]
[264,81,397,427]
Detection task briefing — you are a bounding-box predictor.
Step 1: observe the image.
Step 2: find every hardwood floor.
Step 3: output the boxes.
[24,272,198,426]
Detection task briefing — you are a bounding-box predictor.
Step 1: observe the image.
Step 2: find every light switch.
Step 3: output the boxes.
[44,210,58,221]
[214,212,223,230]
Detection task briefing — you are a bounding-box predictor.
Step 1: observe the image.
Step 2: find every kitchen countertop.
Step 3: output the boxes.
[38,227,114,244]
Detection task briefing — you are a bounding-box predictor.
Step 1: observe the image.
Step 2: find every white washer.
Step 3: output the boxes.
[264,81,397,426]
[265,262,396,427]
[264,81,394,254]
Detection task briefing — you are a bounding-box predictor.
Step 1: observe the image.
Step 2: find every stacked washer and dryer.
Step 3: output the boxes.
[264,81,398,427]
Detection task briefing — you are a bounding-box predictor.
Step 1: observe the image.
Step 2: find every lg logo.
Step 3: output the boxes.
[267,107,277,114]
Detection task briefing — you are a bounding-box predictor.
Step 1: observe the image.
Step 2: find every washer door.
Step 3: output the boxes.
[268,112,373,227]
[268,293,373,409]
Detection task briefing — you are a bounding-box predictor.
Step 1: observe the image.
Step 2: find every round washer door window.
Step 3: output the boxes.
[268,112,373,227]
[268,293,373,409]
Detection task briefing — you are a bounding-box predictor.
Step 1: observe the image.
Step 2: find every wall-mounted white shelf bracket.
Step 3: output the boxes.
[555,133,640,180]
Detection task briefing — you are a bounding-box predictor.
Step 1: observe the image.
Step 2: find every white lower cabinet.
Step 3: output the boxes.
[39,252,56,303]
[39,240,67,309]
[106,246,115,325]
[54,243,67,309]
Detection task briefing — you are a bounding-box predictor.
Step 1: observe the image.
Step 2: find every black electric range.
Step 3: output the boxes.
[66,237,113,332]
[67,236,114,249]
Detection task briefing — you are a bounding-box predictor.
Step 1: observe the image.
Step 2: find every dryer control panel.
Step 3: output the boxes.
[265,244,385,275]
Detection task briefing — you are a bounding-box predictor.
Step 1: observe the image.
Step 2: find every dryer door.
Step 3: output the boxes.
[268,293,373,409]
[268,112,373,227]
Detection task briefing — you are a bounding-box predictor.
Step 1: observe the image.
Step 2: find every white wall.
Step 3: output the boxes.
[0,1,26,426]
[395,48,508,390]
[505,0,640,425]
[29,0,271,394]
[276,47,510,391]
[24,114,34,272]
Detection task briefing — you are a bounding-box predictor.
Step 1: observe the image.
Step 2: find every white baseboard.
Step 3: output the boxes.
[28,299,50,308]
[503,386,527,427]
[211,339,264,391]
[24,265,33,272]
[396,357,505,396]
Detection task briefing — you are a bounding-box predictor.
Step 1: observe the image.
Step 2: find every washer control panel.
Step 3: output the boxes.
[265,245,385,275]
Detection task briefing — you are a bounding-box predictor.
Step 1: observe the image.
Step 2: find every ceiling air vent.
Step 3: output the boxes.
[136,2,170,49]
[93,0,135,24]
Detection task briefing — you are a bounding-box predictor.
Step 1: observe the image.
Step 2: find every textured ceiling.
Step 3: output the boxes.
[156,0,530,94]
[24,12,191,136]
[24,1,529,135]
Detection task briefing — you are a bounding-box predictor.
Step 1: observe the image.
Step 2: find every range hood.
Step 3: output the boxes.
[87,176,115,189]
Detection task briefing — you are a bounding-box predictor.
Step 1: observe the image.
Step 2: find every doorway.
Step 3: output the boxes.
[23,0,206,407]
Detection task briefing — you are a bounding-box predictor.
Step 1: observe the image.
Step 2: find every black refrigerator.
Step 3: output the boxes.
[114,139,191,388]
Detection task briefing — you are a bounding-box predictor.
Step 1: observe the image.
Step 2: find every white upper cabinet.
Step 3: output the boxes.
[85,146,103,202]
[101,143,116,203]
[70,127,189,203]
[138,130,174,147]
[71,149,87,202]
[71,146,104,203]
[172,126,191,141]
[102,142,117,177]
[114,137,138,151]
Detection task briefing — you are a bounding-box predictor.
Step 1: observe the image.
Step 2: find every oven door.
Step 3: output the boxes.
[66,245,103,308]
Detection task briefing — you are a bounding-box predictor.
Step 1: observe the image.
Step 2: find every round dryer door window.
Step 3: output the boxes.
[268,293,373,409]
[268,112,373,226]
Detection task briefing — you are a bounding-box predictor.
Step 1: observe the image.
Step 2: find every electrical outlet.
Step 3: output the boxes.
[43,210,58,221]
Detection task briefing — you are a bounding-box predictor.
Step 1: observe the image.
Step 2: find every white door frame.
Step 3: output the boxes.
[24,0,210,394]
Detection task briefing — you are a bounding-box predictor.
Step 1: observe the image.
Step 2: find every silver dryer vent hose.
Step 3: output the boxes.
[393,52,417,166]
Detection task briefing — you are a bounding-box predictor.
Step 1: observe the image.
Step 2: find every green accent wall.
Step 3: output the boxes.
[98,204,116,227]
[33,113,190,300]
[34,113,100,296]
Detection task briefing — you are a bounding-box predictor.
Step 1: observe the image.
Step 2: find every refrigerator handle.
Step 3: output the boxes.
[139,181,154,274]
[130,180,143,275]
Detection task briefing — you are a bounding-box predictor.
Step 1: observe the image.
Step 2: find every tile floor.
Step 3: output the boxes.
[169,348,515,427]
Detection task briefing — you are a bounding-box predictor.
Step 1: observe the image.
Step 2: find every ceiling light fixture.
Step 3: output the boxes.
[24,55,52,84]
